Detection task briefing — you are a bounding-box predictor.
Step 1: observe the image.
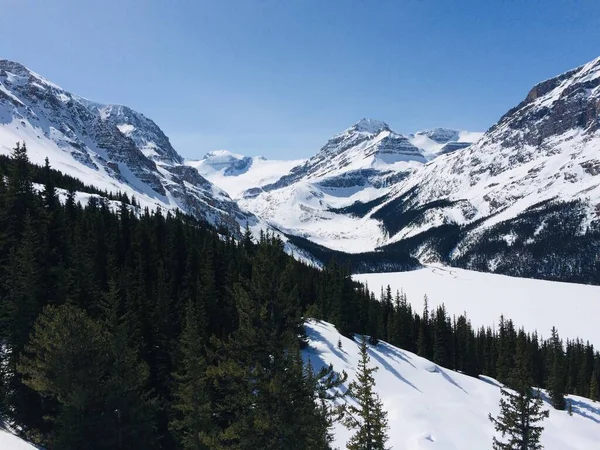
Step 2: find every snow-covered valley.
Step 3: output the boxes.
[355,265,600,348]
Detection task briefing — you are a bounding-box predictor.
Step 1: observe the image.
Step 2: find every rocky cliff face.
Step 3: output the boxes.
[0,59,249,233]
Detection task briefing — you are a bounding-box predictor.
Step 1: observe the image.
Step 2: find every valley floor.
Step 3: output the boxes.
[354,265,600,348]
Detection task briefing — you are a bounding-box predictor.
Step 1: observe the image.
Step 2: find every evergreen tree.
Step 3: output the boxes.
[341,337,389,450]
[417,296,430,359]
[18,304,157,449]
[170,299,211,449]
[589,370,599,401]
[488,335,549,450]
[206,238,335,449]
[547,327,567,410]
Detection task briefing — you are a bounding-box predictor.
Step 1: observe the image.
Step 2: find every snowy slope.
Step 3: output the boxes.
[409,128,483,160]
[0,59,250,233]
[187,150,305,199]
[0,428,37,450]
[305,319,600,450]
[374,56,600,249]
[354,265,600,347]
[6,318,598,449]
[237,119,428,252]
[232,119,482,254]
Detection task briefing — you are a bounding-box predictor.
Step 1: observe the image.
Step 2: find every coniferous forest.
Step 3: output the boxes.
[0,143,599,449]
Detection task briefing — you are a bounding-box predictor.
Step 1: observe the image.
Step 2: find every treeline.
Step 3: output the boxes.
[338,287,600,408]
[0,143,597,449]
[0,153,130,203]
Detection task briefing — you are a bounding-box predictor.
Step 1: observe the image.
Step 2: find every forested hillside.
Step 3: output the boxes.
[0,143,599,449]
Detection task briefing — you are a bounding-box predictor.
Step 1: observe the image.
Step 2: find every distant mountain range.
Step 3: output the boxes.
[1,56,599,283]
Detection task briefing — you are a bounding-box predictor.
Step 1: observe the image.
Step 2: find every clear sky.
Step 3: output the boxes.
[2,0,599,159]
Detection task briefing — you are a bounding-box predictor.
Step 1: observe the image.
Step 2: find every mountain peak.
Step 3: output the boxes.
[349,118,390,134]
[0,59,62,90]
[0,59,30,76]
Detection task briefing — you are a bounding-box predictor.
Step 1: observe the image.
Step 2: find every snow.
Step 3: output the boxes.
[117,123,135,136]
[3,316,599,450]
[409,129,483,160]
[0,118,168,214]
[350,118,390,134]
[188,152,305,199]
[304,319,600,450]
[354,265,600,347]
[238,181,388,253]
[0,427,37,450]
[377,126,600,246]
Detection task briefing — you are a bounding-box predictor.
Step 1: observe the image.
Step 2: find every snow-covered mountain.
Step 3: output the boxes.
[0,59,249,233]
[187,150,305,199]
[365,55,600,281]
[236,119,441,253]
[4,55,598,282]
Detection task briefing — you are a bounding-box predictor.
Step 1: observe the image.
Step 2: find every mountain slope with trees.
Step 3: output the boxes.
[0,144,599,449]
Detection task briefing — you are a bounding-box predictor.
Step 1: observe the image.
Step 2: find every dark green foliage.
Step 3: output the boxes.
[489,333,549,450]
[590,369,600,401]
[0,143,599,450]
[547,327,567,410]
[170,300,211,449]
[0,145,347,449]
[341,337,389,450]
[18,304,157,449]
[417,296,430,359]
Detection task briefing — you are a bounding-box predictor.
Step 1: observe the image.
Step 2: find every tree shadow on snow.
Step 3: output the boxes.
[375,342,417,369]
[427,365,468,394]
[367,348,422,393]
[569,398,600,424]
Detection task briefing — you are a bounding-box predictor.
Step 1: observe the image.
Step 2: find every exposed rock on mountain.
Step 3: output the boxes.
[0,59,249,233]
[370,56,600,282]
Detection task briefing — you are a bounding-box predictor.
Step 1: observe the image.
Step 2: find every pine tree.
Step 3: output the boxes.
[19,304,157,449]
[417,296,430,359]
[589,371,599,401]
[488,335,549,450]
[170,299,212,449]
[206,238,335,450]
[547,327,567,410]
[341,337,389,450]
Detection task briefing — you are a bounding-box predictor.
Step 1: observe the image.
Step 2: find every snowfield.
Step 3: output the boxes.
[354,265,600,347]
[305,319,600,450]
[187,150,306,199]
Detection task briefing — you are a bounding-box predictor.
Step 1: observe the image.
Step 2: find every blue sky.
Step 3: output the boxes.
[2,0,599,159]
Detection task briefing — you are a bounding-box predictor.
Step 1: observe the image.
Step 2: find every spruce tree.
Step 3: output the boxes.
[19,304,157,449]
[341,337,389,450]
[547,327,566,410]
[206,237,335,449]
[417,296,430,359]
[589,371,599,401]
[488,335,549,450]
[170,299,212,449]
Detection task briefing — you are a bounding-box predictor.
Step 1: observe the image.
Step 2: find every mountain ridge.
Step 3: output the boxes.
[0,58,251,234]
